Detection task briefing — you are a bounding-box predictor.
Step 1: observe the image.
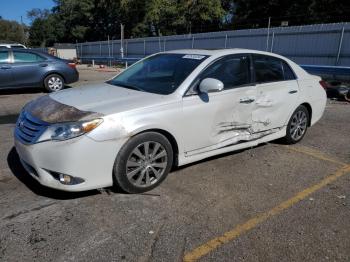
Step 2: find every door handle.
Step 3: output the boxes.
[289,90,298,94]
[240,98,255,104]
[1,66,11,70]
[39,63,48,67]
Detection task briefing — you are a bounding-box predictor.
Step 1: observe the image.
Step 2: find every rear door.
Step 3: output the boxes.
[182,54,257,155]
[10,51,48,87]
[0,50,13,88]
[252,54,299,132]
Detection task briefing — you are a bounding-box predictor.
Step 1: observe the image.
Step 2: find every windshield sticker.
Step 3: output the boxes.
[182,54,206,60]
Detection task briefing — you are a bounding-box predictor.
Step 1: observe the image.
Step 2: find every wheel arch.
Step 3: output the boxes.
[135,128,179,167]
[300,102,312,126]
[42,72,66,87]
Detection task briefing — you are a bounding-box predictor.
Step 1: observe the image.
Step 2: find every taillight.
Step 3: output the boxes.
[319,80,329,89]
[67,63,76,69]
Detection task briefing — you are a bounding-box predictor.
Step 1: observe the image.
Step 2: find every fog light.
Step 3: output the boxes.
[59,174,72,184]
[44,169,85,185]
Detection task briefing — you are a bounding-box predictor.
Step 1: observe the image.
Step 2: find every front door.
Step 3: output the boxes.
[10,51,48,87]
[182,54,256,156]
[0,50,12,88]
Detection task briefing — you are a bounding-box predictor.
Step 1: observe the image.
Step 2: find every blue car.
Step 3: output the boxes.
[0,49,79,92]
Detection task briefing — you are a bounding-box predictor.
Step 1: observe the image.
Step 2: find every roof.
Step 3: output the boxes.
[164,48,309,78]
[165,48,281,56]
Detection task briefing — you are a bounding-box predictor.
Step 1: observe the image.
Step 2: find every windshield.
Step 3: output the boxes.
[108,53,208,95]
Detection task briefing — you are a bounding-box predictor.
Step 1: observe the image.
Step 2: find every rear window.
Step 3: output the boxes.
[10,45,25,49]
[13,52,45,63]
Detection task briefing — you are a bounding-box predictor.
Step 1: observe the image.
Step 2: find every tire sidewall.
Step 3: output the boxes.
[44,74,64,92]
[113,132,173,194]
[285,105,309,144]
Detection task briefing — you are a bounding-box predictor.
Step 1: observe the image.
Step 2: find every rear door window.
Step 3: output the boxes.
[0,51,9,63]
[253,55,285,83]
[282,61,296,80]
[13,52,45,63]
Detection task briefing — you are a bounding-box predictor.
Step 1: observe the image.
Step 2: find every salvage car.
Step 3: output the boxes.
[0,49,78,92]
[14,49,327,193]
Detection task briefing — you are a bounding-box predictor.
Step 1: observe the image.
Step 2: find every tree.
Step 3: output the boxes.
[232,0,350,28]
[0,18,27,43]
[52,0,94,42]
[26,0,350,46]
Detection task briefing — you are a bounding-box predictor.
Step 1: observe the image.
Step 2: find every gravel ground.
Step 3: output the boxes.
[0,69,349,262]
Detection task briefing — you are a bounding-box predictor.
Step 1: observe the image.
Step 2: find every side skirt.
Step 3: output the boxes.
[178,127,287,166]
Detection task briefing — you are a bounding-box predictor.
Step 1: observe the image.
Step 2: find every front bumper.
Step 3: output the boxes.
[14,135,125,192]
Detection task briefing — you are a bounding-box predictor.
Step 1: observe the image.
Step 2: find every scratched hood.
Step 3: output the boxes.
[49,82,170,116]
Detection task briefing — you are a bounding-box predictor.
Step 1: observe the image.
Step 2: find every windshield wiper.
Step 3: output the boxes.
[107,81,144,92]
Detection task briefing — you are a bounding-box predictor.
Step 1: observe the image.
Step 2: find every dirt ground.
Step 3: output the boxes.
[0,68,349,262]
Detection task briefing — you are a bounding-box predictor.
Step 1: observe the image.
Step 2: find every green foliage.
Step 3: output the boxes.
[233,0,350,28]
[26,0,349,47]
[0,18,27,43]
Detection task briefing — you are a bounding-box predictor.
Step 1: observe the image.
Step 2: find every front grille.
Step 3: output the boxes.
[15,111,48,144]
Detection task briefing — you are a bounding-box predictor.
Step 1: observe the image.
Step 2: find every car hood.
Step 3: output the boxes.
[55,82,174,113]
[24,83,175,123]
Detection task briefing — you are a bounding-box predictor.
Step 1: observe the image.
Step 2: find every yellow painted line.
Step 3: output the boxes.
[183,164,350,262]
[285,145,347,166]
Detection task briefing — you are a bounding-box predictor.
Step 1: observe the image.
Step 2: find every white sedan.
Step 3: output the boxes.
[14,49,327,193]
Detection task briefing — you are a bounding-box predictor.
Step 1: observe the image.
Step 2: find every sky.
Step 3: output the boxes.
[0,0,55,25]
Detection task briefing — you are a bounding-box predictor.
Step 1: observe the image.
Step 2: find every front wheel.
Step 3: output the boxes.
[284,105,309,144]
[113,132,173,194]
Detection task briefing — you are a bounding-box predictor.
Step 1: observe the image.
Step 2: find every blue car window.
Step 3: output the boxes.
[0,51,9,63]
[13,52,45,63]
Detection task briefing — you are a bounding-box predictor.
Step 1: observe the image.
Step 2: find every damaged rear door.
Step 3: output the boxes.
[182,54,256,156]
[252,55,299,132]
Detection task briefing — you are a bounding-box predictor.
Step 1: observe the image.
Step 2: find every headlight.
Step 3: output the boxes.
[38,119,103,142]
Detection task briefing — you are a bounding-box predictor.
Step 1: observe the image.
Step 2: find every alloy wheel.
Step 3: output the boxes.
[47,76,63,91]
[290,110,307,141]
[126,141,168,187]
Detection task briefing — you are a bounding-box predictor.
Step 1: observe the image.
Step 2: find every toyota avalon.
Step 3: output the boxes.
[14,49,327,193]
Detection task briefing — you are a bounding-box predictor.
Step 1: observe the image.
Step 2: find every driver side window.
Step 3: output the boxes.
[200,55,251,90]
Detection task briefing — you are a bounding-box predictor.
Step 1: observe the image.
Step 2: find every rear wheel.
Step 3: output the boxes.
[44,74,64,92]
[284,105,309,144]
[113,132,173,193]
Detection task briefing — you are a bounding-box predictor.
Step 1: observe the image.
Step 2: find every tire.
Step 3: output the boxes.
[113,132,173,194]
[44,74,65,92]
[284,105,310,144]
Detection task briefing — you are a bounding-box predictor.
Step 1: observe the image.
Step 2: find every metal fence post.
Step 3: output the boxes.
[266,17,271,51]
[163,39,166,51]
[191,36,194,49]
[159,36,161,52]
[144,40,146,56]
[335,27,345,66]
[107,36,111,66]
[270,32,275,52]
[224,34,228,48]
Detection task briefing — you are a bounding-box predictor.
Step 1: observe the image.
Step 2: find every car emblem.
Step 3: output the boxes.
[19,120,25,129]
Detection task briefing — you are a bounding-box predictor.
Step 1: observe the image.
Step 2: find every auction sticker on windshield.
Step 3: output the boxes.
[182,54,206,60]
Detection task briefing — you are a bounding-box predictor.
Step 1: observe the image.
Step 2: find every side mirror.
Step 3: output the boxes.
[199,78,224,93]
